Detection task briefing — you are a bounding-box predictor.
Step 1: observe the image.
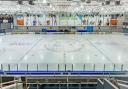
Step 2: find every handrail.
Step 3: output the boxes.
[118,83,128,88]
[2,80,18,85]
[0,80,18,88]
[109,78,121,89]
[98,79,104,85]
[117,79,128,85]
[27,85,30,89]
[26,82,97,85]
[1,83,23,89]
[105,79,119,89]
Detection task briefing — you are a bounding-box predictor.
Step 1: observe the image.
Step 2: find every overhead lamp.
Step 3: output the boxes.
[43,0,47,3]
[80,4,83,8]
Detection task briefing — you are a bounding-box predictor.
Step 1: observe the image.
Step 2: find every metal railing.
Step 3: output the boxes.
[0,80,20,89]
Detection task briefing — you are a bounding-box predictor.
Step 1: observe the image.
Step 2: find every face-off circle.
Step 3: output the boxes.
[45,39,84,53]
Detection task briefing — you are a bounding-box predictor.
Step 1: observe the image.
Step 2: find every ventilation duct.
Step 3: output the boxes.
[18,0,23,5]
[105,0,110,5]
[81,0,86,2]
[102,2,105,6]
[86,0,91,3]
[29,0,35,5]
[47,3,50,6]
[115,0,120,5]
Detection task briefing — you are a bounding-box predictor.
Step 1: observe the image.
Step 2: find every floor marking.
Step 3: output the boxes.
[17,36,43,63]
[86,38,114,65]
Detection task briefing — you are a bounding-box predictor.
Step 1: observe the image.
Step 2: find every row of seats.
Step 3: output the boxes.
[41,26,93,32]
[0,29,5,33]
[0,70,126,75]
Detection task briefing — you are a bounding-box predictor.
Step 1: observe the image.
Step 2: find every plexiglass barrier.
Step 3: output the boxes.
[0,63,127,72]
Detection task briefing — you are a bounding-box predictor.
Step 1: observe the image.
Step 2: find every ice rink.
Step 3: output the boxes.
[0,33,128,71]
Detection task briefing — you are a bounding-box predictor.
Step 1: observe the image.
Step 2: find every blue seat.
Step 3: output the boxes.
[77,26,93,32]
[41,29,58,32]
[46,30,58,32]
[0,70,4,74]
[0,29,5,33]
[77,29,87,32]
[86,26,93,32]
[42,28,47,32]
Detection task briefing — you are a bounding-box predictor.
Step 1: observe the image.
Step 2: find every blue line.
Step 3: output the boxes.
[17,37,43,63]
[86,38,114,65]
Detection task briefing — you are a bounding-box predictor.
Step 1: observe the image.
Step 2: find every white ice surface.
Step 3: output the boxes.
[0,34,128,71]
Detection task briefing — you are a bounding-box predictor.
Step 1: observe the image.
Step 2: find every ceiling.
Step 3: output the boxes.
[0,0,128,14]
